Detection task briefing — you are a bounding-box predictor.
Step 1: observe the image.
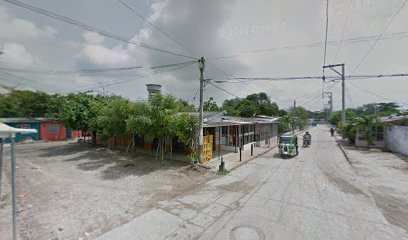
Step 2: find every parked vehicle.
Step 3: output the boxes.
[278,133,298,158]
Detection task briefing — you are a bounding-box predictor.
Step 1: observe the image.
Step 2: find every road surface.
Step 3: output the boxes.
[97,125,408,240]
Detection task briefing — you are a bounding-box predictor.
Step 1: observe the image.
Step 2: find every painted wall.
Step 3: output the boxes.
[385,125,408,156]
[40,122,66,141]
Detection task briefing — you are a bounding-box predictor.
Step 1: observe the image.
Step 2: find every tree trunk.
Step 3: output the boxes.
[92,131,97,145]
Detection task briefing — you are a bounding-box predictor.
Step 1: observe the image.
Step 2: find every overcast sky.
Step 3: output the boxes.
[0,0,408,111]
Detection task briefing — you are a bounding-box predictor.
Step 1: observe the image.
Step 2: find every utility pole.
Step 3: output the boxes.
[198,57,205,163]
[293,100,296,110]
[323,63,346,135]
[322,92,333,117]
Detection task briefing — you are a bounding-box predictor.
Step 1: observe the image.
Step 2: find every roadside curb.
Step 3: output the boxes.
[334,135,353,165]
[228,146,278,172]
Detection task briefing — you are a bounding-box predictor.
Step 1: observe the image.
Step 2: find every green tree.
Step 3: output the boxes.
[203,97,220,112]
[175,113,199,163]
[176,99,196,112]
[92,97,133,149]
[59,93,97,139]
[352,115,384,149]
[221,92,279,117]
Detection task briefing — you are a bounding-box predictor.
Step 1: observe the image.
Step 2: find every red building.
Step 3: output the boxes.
[40,122,67,141]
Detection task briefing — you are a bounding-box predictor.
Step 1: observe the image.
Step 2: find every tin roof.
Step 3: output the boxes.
[0,118,55,123]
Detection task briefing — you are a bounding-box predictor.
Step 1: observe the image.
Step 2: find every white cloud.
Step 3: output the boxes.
[0,42,44,67]
[83,32,104,44]
[0,6,58,41]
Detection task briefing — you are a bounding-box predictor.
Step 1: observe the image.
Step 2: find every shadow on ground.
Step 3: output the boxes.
[35,142,193,180]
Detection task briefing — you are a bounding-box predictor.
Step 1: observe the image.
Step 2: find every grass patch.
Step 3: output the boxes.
[218,169,230,175]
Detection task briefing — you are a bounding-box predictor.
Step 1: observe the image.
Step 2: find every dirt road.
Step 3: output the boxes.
[97,125,408,240]
[0,142,215,240]
[1,125,408,239]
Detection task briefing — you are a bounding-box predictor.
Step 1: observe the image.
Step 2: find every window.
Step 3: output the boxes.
[17,124,30,129]
[48,125,58,133]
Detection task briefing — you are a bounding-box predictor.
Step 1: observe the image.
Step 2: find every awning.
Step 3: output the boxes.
[0,122,38,138]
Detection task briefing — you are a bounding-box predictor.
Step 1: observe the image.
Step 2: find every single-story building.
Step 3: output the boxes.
[383,115,408,156]
[355,115,408,154]
[189,112,279,164]
[0,118,81,143]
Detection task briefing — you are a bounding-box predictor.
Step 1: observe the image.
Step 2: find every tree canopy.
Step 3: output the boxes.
[221,92,280,117]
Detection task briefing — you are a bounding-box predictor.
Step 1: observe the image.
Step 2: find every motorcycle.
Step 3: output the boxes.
[303,139,310,148]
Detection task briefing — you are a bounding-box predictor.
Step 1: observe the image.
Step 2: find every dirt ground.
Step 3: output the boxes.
[0,141,216,240]
[344,146,408,236]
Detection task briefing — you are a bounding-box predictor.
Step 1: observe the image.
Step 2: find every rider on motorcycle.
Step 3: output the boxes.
[303,131,312,146]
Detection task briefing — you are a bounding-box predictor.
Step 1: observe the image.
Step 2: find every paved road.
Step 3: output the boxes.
[97,125,407,240]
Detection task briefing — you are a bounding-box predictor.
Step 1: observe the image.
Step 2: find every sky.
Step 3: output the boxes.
[0,0,408,111]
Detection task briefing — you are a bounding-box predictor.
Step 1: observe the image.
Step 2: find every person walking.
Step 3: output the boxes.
[330,127,334,137]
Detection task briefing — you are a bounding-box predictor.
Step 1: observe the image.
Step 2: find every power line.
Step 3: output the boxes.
[75,61,196,93]
[213,72,408,82]
[348,81,408,106]
[333,0,352,62]
[0,70,51,92]
[190,87,200,105]
[0,60,196,76]
[206,30,408,61]
[116,0,198,58]
[352,0,408,73]
[207,81,240,98]
[2,0,197,60]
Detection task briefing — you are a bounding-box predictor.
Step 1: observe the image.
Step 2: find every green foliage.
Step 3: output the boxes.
[0,90,64,118]
[92,97,133,137]
[352,115,380,149]
[342,122,357,144]
[175,113,199,149]
[59,93,96,132]
[176,99,196,112]
[203,97,221,112]
[221,92,279,117]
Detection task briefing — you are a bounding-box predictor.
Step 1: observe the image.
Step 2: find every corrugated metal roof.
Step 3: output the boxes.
[379,115,408,123]
[0,118,55,123]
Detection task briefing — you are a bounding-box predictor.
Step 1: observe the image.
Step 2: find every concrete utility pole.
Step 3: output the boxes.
[198,57,205,162]
[323,64,346,134]
[322,92,333,116]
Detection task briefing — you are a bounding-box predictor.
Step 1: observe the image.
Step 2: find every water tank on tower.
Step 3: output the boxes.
[146,84,162,100]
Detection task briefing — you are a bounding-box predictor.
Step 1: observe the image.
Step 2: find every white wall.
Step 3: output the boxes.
[385,125,408,156]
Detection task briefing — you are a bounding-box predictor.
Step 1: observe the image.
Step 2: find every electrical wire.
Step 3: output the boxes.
[352,0,408,73]
[74,61,196,93]
[333,0,352,62]
[348,81,408,106]
[0,61,196,76]
[2,0,197,60]
[116,0,198,58]
[213,72,408,83]
[206,30,408,61]
[0,70,52,92]
[207,81,240,98]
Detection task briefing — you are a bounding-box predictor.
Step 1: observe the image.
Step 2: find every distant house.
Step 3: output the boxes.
[0,118,81,143]
[354,115,408,155]
[383,115,408,156]
[187,112,280,164]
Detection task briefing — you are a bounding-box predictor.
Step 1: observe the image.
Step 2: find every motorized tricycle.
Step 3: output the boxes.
[278,133,298,158]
